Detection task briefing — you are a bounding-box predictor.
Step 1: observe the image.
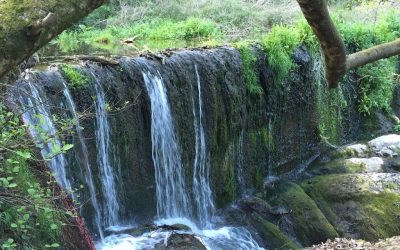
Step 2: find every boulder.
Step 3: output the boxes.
[368,134,400,157]
[345,157,384,173]
[154,233,206,250]
[301,173,400,242]
[343,144,369,158]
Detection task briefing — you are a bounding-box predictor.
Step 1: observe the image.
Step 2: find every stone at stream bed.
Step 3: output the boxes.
[368,134,400,157]
[345,157,385,173]
[154,233,206,250]
[344,144,370,158]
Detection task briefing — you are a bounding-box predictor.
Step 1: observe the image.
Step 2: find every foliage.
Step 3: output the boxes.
[60,65,90,89]
[0,101,76,249]
[261,25,301,85]
[335,11,400,115]
[233,41,263,95]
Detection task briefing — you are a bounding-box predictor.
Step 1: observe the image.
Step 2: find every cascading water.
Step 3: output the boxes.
[98,65,264,250]
[61,81,104,239]
[191,65,215,228]
[92,74,120,228]
[142,70,191,219]
[15,80,72,191]
[234,130,246,198]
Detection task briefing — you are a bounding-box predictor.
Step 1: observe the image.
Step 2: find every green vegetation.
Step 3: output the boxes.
[60,65,90,89]
[233,41,263,95]
[261,25,301,85]
[0,102,76,249]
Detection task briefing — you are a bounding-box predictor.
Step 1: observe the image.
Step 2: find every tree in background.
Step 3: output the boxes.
[297,0,400,88]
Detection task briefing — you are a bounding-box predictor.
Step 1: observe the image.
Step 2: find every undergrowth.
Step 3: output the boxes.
[233,41,263,95]
[60,65,90,89]
[0,102,73,249]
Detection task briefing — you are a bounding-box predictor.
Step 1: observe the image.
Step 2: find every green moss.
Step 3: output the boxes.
[233,41,263,95]
[314,57,347,144]
[301,174,400,241]
[60,65,89,89]
[264,182,338,246]
[308,159,366,177]
[251,213,299,250]
[219,144,237,207]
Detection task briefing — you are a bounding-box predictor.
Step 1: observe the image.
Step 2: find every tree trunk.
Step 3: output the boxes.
[296,0,347,88]
[0,0,107,79]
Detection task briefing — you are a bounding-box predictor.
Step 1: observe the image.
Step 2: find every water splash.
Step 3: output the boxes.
[61,81,104,239]
[16,81,71,190]
[92,73,120,228]
[191,65,215,228]
[142,71,190,219]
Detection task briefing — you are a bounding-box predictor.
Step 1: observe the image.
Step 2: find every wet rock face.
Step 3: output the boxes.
[9,46,371,238]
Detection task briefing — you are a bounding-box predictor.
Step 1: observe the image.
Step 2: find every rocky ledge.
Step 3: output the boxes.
[225,134,400,249]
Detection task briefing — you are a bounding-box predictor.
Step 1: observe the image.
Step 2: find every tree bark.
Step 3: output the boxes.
[0,0,107,79]
[347,39,400,70]
[296,0,400,88]
[296,0,347,88]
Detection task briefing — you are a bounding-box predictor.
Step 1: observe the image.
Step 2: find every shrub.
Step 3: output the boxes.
[234,41,263,95]
[261,25,301,85]
[60,65,89,89]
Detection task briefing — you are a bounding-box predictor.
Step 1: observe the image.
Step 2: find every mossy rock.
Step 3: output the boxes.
[250,213,299,250]
[307,158,367,176]
[263,182,338,246]
[301,173,400,241]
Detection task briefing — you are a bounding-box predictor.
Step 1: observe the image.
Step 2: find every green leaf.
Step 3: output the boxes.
[8,183,17,188]
[61,144,74,151]
[16,151,31,159]
[27,188,36,195]
[10,223,17,228]
[50,224,58,230]
[23,214,30,220]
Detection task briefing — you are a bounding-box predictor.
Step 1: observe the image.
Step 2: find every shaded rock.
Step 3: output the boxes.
[242,196,273,215]
[345,157,384,173]
[368,134,400,157]
[249,213,299,250]
[154,233,206,250]
[263,182,338,246]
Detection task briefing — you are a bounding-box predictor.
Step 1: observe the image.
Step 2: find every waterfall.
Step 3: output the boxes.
[142,70,190,219]
[61,81,104,239]
[16,81,71,191]
[191,65,215,228]
[235,130,246,198]
[92,74,120,228]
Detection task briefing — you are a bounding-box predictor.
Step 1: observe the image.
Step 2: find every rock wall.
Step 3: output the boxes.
[9,45,365,235]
